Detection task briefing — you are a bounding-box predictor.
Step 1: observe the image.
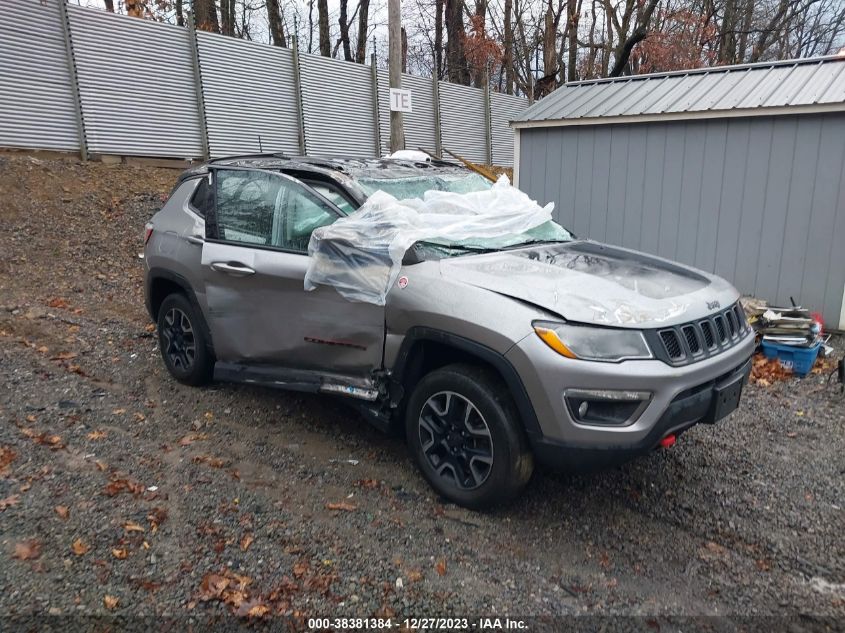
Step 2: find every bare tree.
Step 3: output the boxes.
[266,0,287,46]
[318,0,331,55]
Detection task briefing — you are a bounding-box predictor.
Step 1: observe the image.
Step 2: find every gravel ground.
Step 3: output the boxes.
[0,153,843,628]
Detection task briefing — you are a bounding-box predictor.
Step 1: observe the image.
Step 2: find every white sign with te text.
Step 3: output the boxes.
[389,88,413,113]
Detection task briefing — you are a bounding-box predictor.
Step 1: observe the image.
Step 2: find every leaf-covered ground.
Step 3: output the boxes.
[0,153,843,627]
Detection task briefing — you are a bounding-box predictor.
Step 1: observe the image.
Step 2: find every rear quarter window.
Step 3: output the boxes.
[189,176,213,217]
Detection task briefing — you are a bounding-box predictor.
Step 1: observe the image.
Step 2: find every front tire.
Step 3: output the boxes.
[156,293,214,386]
[405,363,534,509]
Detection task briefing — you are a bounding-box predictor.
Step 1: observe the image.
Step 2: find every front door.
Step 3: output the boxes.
[200,167,384,378]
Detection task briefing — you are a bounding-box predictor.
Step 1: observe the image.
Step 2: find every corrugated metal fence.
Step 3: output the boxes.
[0,0,527,165]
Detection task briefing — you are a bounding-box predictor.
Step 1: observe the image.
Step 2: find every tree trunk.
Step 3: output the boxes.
[445,0,469,84]
[220,0,235,37]
[174,0,184,26]
[339,0,353,60]
[194,0,220,33]
[103,0,115,12]
[471,0,488,87]
[318,0,331,56]
[503,0,513,93]
[608,0,658,77]
[267,0,286,47]
[434,0,444,79]
[355,0,370,62]
[401,26,408,72]
[566,0,579,81]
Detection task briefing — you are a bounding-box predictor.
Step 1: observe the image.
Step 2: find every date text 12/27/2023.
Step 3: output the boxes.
[307,617,528,630]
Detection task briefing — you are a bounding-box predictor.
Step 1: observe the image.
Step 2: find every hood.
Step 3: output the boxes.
[439,241,739,329]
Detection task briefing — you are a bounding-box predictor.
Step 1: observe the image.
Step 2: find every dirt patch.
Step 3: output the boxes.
[0,154,843,624]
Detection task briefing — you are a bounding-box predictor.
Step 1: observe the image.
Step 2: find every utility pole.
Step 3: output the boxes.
[387,0,405,152]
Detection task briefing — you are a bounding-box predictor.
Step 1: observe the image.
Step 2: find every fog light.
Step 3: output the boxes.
[565,389,652,426]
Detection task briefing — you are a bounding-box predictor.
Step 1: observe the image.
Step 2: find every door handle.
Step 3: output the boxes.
[186,235,204,245]
[210,261,256,277]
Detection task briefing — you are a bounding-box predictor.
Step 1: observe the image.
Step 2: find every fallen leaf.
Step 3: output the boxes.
[87,430,107,440]
[240,534,254,551]
[36,345,49,354]
[325,502,357,512]
[33,432,64,449]
[435,559,447,576]
[355,478,380,489]
[0,494,21,511]
[72,539,90,556]
[112,408,126,415]
[408,569,423,582]
[178,433,208,446]
[0,445,17,472]
[199,573,230,601]
[95,460,108,472]
[292,561,309,578]
[111,547,128,560]
[192,454,228,468]
[103,477,144,497]
[786,431,798,438]
[51,351,78,361]
[47,298,70,309]
[55,505,69,520]
[123,521,145,533]
[103,595,119,610]
[13,540,41,560]
[236,598,270,618]
[133,412,146,422]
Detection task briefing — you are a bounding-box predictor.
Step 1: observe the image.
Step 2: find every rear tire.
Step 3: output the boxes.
[156,293,214,386]
[405,363,534,509]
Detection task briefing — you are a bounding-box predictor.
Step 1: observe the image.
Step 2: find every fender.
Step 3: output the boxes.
[390,326,542,437]
[145,268,215,354]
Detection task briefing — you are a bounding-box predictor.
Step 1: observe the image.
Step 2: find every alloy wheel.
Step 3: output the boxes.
[418,391,494,490]
[161,308,196,371]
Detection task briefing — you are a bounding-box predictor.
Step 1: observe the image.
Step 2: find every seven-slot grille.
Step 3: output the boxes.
[653,303,749,365]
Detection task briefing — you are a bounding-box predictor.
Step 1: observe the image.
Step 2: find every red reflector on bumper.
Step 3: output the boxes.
[659,434,676,448]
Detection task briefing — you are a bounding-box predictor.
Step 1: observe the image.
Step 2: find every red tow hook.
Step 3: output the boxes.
[658,434,676,449]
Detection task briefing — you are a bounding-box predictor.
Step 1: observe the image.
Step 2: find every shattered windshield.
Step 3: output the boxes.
[356,173,492,201]
[420,220,573,257]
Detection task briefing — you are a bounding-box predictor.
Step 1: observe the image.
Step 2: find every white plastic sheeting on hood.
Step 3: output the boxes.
[304,177,555,305]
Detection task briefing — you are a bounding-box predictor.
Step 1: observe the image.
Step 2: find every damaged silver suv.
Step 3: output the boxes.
[144,153,755,509]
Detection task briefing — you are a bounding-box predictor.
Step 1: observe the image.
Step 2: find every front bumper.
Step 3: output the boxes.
[505,330,755,470]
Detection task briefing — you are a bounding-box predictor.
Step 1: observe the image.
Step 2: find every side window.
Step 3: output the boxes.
[214,169,338,251]
[189,176,213,217]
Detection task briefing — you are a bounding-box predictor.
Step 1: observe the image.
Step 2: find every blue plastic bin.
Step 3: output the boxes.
[760,340,821,377]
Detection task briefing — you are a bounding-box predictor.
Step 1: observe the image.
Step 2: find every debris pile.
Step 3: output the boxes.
[740,297,824,348]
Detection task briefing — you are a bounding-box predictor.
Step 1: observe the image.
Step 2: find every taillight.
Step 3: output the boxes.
[144,223,154,245]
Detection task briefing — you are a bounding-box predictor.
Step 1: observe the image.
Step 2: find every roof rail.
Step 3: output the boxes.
[207,152,289,163]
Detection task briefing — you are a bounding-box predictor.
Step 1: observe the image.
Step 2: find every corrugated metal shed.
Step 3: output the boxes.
[516,56,845,127]
[439,82,488,164]
[197,33,300,157]
[0,0,82,152]
[300,53,378,158]
[67,5,204,157]
[490,92,528,166]
[377,71,438,157]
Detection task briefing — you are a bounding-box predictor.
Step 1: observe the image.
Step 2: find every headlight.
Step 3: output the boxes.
[533,321,653,362]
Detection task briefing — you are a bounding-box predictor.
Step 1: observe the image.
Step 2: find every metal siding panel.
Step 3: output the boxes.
[605,126,629,246]
[592,78,652,117]
[823,145,845,325]
[732,118,771,293]
[754,118,797,302]
[68,5,203,157]
[644,75,703,114]
[439,82,487,164]
[686,70,747,111]
[0,0,80,151]
[566,82,629,119]
[300,53,376,158]
[802,114,845,323]
[571,127,594,237]
[490,92,528,166]
[775,116,822,304]
[555,128,578,231]
[620,125,647,249]
[675,123,706,263]
[656,125,684,259]
[733,65,797,109]
[818,63,845,103]
[377,71,437,157]
[588,128,611,240]
[639,124,666,254]
[625,76,679,116]
[712,119,749,282]
[197,33,299,157]
[696,120,730,274]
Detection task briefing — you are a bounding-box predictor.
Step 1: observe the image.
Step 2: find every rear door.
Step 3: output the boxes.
[200,167,384,378]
